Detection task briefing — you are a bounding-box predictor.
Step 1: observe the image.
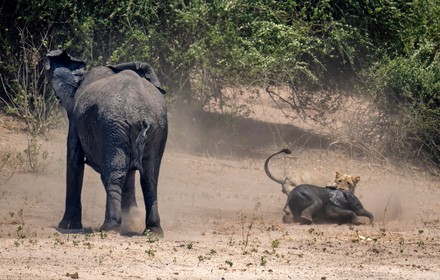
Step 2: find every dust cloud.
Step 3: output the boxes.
[1,98,440,278]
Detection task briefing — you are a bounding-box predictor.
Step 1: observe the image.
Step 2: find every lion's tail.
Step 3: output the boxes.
[264,149,292,185]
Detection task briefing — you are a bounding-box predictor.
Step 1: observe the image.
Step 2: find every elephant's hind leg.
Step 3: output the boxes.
[100,170,127,231]
[139,154,164,238]
[100,150,130,232]
[282,200,293,224]
[139,172,163,237]
[298,193,323,224]
[121,169,137,214]
[326,207,360,224]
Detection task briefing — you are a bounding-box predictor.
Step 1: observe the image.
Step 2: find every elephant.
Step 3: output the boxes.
[45,50,168,237]
[286,184,374,225]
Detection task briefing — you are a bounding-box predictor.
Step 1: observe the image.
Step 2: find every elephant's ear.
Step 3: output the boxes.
[45,49,86,74]
[108,62,166,94]
[45,50,86,114]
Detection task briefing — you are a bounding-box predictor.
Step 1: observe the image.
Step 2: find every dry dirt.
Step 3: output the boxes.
[1,106,440,280]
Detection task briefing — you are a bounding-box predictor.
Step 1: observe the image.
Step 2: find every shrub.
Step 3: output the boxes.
[365,43,440,163]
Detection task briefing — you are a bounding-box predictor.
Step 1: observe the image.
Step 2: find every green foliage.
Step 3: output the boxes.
[365,45,440,162]
[363,0,440,163]
[0,25,60,171]
[1,0,439,166]
[173,1,367,94]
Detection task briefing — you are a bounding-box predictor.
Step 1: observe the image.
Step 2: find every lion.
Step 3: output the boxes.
[325,171,361,193]
[264,149,362,221]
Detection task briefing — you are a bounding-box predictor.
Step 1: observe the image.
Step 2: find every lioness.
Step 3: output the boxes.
[326,171,361,193]
[265,149,368,224]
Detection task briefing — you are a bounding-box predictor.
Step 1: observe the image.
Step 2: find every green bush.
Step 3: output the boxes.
[1,0,439,167]
[365,43,440,163]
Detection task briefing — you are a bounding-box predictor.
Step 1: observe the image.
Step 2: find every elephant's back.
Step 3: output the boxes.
[292,184,328,195]
[72,68,167,169]
[74,69,166,124]
[289,184,330,205]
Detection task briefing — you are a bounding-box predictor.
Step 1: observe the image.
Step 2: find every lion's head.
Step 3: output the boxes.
[333,171,360,193]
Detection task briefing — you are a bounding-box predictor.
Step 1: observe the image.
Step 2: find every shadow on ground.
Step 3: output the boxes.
[169,108,331,158]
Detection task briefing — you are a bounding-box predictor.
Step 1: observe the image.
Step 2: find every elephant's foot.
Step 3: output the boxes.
[300,214,313,225]
[58,219,83,230]
[351,216,362,225]
[282,213,293,224]
[100,220,121,232]
[143,226,164,239]
[121,204,138,215]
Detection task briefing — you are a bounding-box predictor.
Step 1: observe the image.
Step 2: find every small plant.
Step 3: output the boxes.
[197,255,205,265]
[9,209,25,225]
[65,272,79,279]
[225,260,233,267]
[186,242,193,250]
[143,229,158,243]
[100,231,108,239]
[197,249,217,265]
[83,241,93,249]
[83,233,91,241]
[240,202,262,251]
[260,256,267,266]
[16,225,26,239]
[271,239,280,249]
[54,238,64,246]
[28,239,37,245]
[146,249,156,257]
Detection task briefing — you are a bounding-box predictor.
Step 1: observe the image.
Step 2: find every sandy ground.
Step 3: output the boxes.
[1,107,440,280]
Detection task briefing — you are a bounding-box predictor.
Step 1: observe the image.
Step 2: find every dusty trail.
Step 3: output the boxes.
[1,112,440,279]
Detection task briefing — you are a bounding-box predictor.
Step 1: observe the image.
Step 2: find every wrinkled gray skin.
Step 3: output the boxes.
[287,184,374,225]
[45,50,168,237]
[265,149,373,225]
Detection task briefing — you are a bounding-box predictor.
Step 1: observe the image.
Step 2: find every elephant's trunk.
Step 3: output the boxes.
[359,209,374,224]
[367,212,374,224]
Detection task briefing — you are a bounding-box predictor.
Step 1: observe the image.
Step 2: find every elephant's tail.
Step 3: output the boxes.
[134,123,150,172]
